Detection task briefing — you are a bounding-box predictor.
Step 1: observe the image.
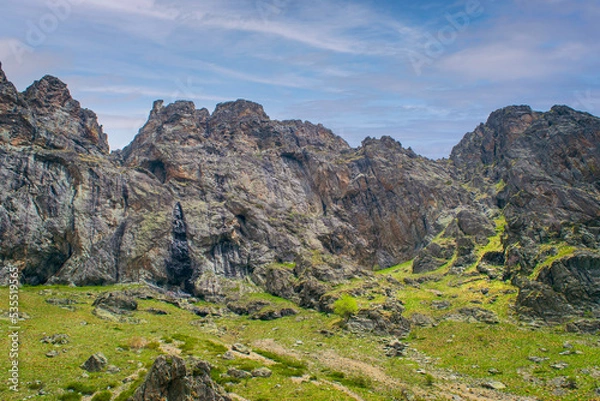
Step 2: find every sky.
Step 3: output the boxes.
[0,0,599,159]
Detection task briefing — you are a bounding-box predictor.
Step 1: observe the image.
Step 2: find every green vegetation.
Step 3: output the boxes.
[1,247,599,401]
[65,382,97,395]
[91,390,112,401]
[333,294,358,322]
[58,393,82,401]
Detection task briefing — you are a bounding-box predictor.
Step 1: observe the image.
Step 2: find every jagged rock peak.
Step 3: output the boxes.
[147,99,210,122]
[0,62,7,83]
[212,99,269,122]
[23,75,74,110]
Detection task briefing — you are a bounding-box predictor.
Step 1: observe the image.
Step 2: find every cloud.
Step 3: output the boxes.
[78,84,230,103]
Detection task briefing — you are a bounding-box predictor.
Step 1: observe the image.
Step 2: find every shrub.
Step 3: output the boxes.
[128,336,148,350]
[333,294,358,322]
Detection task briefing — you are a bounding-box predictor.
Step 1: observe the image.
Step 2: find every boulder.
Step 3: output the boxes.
[93,292,138,314]
[81,353,108,372]
[132,355,231,401]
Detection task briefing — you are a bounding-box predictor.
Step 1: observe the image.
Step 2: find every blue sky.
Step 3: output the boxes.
[1,0,599,158]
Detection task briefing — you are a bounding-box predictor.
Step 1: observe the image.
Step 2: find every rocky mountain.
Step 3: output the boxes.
[0,63,599,320]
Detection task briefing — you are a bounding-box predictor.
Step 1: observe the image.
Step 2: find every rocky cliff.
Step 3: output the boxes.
[1,64,599,318]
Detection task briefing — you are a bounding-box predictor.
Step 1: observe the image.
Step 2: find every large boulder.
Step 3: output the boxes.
[132,355,231,401]
[93,292,138,314]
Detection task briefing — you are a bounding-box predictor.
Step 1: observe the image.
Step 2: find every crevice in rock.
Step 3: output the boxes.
[167,202,194,292]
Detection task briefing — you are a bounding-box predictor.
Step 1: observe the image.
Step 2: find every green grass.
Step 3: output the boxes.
[91,390,112,401]
[58,393,82,401]
[2,268,600,401]
[65,382,97,395]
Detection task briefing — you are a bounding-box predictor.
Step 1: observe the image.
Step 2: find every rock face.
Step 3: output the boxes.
[0,65,599,319]
[451,105,600,247]
[132,354,231,401]
[0,65,465,300]
[450,105,600,320]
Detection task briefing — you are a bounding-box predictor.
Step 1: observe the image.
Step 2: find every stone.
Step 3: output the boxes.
[446,307,499,324]
[566,319,600,334]
[482,381,507,390]
[93,292,138,314]
[107,365,121,374]
[410,313,436,328]
[227,368,251,379]
[251,367,272,378]
[45,350,59,358]
[41,334,69,345]
[384,339,408,357]
[232,343,251,355]
[81,353,108,372]
[515,281,575,323]
[221,351,235,360]
[132,355,231,401]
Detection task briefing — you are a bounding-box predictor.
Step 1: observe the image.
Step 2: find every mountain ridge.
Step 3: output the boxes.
[0,63,598,323]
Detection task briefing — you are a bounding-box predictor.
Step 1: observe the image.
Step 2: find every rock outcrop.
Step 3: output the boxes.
[132,354,231,401]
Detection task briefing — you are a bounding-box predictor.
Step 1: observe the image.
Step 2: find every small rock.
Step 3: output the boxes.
[528,356,548,363]
[551,363,569,370]
[252,367,272,378]
[222,351,235,360]
[45,350,59,358]
[431,300,451,310]
[232,343,251,354]
[483,381,507,390]
[107,365,121,374]
[41,334,70,345]
[488,368,501,375]
[563,342,573,349]
[384,339,408,357]
[227,368,252,379]
[81,353,108,372]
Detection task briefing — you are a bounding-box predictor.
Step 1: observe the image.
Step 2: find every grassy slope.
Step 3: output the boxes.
[1,219,599,401]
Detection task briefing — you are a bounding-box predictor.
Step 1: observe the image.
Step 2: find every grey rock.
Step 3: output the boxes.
[227,368,252,379]
[566,319,600,334]
[93,292,138,315]
[132,355,231,401]
[446,307,499,324]
[515,280,575,323]
[482,381,507,390]
[410,313,436,328]
[384,339,408,357]
[251,367,272,378]
[81,353,108,372]
[232,343,251,355]
[41,334,69,345]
